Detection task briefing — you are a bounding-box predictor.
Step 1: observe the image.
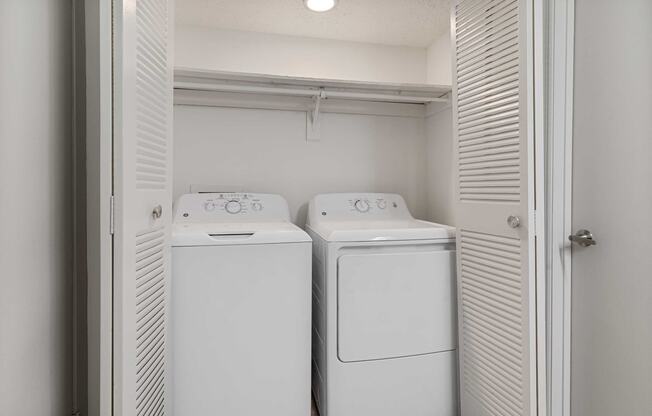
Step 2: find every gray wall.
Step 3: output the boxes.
[0,1,73,414]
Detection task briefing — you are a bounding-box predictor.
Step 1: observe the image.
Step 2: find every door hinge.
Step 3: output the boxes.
[109,195,115,235]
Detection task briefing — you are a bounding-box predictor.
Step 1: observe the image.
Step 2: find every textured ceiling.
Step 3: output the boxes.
[176,0,451,48]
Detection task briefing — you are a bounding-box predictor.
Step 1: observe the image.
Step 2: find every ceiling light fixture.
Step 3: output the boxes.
[304,0,338,13]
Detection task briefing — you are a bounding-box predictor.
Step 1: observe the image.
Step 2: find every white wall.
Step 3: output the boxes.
[175,25,429,84]
[174,21,456,225]
[173,105,428,225]
[427,31,453,86]
[426,106,456,226]
[0,1,72,415]
[425,29,455,225]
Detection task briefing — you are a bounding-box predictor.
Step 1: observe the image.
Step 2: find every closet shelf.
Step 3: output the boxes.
[174,68,451,105]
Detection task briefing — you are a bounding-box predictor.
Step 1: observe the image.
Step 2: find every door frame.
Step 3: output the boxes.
[84,0,114,415]
[81,1,573,414]
[544,0,575,415]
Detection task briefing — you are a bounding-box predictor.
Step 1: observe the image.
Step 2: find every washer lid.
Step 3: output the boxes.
[171,222,310,247]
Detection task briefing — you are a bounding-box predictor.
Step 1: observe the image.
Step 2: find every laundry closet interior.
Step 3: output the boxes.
[106,0,537,415]
[172,1,456,226]
[170,0,458,412]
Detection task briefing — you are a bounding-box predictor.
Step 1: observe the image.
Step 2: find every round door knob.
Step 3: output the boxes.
[354,199,370,213]
[507,215,521,228]
[152,205,163,219]
[225,200,242,214]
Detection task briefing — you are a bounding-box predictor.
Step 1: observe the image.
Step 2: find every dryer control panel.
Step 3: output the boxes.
[308,193,414,222]
[174,193,291,223]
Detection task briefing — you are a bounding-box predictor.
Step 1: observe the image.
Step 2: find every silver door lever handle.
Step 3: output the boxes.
[569,229,596,247]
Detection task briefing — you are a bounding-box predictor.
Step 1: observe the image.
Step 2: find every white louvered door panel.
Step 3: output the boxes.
[113,1,173,415]
[452,1,537,415]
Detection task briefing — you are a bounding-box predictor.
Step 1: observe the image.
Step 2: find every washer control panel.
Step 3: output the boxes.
[174,193,291,223]
[309,193,413,221]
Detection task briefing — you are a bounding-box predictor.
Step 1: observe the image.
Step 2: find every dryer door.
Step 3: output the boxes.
[337,250,456,362]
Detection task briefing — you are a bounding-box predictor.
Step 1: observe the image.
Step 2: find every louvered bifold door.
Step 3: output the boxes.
[452,1,537,415]
[113,1,173,415]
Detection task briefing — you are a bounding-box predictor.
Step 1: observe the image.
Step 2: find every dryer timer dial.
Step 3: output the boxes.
[354,199,370,213]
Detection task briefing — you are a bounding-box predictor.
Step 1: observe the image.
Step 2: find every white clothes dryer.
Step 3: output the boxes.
[306,193,458,416]
[171,193,312,416]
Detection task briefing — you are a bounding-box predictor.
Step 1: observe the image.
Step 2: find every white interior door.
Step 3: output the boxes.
[570,1,652,415]
[452,1,538,415]
[113,0,174,415]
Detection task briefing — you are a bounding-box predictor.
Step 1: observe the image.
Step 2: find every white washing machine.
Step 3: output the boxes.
[171,193,312,416]
[306,193,458,416]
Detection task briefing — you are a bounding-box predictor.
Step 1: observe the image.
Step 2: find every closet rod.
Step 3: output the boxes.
[174,81,448,104]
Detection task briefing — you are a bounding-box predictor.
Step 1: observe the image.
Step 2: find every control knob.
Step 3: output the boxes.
[225,200,242,214]
[354,199,370,213]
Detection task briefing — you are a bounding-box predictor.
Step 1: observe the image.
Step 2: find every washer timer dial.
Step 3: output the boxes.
[354,199,370,213]
[225,200,243,214]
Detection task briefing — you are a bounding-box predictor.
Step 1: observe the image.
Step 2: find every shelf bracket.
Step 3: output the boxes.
[306,89,326,142]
